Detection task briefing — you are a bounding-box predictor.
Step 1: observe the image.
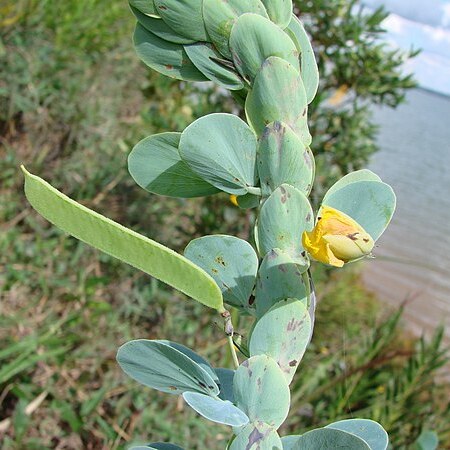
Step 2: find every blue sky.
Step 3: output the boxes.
[362,0,450,95]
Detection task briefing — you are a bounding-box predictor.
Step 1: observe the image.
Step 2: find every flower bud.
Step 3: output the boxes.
[302,206,374,267]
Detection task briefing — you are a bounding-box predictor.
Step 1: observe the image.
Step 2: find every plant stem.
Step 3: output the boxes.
[302,270,311,308]
[227,335,240,369]
[221,308,240,369]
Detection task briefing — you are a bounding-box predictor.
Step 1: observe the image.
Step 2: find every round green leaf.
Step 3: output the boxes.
[203,0,269,58]
[290,427,371,449]
[257,184,313,262]
[215,368,235,402]
[250,299,311,384]
[322,169,382,204]
[233,355,290,429]
[258,121,314,196]
[322,180,396,241]
[231,422,283,450]
[326,419,389,450]
[255,249,306,318]
[184,43,244,90]
[128,132,219,198]
[285,14,319,104]
[179,113,258,195]
[184,235,258,310]
[130,6,195,44]
[116,340,219,396]
[153,0,209,41]
[229,14,299,82]
[260,0,292,29]
[245,56,311,145]
[183,391,249,427]
[129,0,159,16]
[134,23,207,81]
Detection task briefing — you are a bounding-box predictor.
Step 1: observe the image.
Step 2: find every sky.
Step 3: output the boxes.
[362,0,450,96]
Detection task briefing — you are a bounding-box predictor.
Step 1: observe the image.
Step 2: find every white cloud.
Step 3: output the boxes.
[362,0,450,29]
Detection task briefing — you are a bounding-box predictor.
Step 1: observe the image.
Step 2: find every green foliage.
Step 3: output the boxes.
[184,235,259,312]
[322,175,396,241]
[288,427,372,449]
[182,391,248,427]
[179,114,258,195]
[258,121,314,196]
[2,0,448,449]
[128,132,220,198]
[257,184,313,262]
[233,356,290,429]
[230,13,299,82]
[326,419,389,450]
[249,299,311,384]
[116,340,220,396]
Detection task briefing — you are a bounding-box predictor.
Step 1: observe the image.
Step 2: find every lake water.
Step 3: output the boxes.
[362,88,450,338]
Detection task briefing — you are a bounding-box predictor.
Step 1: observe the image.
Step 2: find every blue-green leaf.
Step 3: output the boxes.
[129,0,159,16]
[233,355,290,429]
[245,56,310,145]
[179,113,258,195]
[322,180,396,241]
[285,14,319,104]
[290,428,371,449]
[130,5,195,44]
[153,0,208,41]
[215,368,235,402]
[184,235,258,310]
[255,249,306,318]
[260,0,292,29]
[131,444,184,450]
[22,167,223,310]
[183,391,249,427]
[258,121,314,196]
[116,340,219,396]
[184,43,244,90]
[326,419,389,450]
[230,13,299,82]
[128,132,219,198]
[250,299,311,384]
[231,422,283,450]
[160,341,219,386]
[134,24,207,81]
[257,184,313,263]
[322,170,382,204]
[203,0,269,58]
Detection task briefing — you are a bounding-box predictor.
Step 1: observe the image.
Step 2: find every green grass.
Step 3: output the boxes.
[1,1,449,449]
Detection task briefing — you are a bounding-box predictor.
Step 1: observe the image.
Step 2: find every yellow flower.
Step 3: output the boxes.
[302,206,374,268]
[229,195,239,206]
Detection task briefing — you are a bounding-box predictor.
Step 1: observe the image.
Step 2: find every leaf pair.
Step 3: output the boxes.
[117,340,249,428]
[129,113,259,199]
[282,419,389,450]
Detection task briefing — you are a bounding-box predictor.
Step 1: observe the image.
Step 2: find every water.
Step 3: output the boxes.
[362,88,450,338]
